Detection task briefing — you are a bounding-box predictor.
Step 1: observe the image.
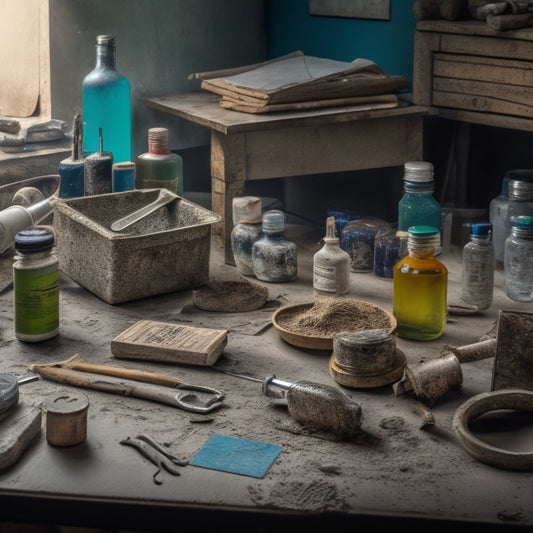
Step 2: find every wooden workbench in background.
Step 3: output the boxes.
[145,91,428,264]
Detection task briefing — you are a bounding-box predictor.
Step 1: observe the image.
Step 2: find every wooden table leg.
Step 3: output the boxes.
[211,130,247,265]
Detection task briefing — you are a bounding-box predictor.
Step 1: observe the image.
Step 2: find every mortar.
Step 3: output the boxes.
[52,189,220,304]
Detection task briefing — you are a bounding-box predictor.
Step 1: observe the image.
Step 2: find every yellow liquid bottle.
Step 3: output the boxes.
[393,225,447,341]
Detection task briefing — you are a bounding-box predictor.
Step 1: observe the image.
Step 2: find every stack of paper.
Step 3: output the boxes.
[191,51,408,113]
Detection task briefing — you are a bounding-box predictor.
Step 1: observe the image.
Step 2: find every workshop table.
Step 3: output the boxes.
[0,224,532,533]
[145,91,429,264]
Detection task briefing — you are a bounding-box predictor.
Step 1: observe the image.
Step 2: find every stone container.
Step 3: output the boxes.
[52,189,220,304]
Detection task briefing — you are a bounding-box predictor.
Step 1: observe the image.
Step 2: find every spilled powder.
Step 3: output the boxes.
[276,298,392,336]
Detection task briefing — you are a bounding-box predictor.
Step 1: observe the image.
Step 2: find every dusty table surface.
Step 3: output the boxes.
[0,223,532,532]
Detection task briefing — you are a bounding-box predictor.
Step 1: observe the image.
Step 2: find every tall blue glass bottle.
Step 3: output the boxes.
[82,35,132,164]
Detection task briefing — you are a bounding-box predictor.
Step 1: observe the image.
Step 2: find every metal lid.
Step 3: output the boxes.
[262,209,285,231]
[403,161,434,182]
[96,35,115,47]
[471,223,492,237]
[511,215,533,230]
[407,225,439,237]
[15,227,54,253]
[509,179,533,200]
[0,374,19,415]
[505,168,533,181]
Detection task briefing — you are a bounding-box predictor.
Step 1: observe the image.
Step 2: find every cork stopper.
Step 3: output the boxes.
[232,196,262,224]
[148,127,170,155]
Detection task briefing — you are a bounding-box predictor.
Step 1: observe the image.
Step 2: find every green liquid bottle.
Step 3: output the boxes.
[393,225,447,341]
[135,127,183,195]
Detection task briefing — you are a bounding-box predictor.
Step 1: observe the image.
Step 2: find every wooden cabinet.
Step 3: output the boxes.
[413,19,533,132]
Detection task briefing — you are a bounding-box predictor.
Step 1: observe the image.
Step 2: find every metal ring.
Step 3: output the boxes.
[452,389,533,471]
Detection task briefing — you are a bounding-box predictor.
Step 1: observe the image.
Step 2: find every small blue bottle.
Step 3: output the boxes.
[398,161,441,233]
[252,210,297,283]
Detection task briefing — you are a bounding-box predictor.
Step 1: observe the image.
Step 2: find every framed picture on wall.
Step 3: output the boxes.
[309,0,391,21]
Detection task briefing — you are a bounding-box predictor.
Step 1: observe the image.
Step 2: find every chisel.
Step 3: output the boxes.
[58,113,85,198]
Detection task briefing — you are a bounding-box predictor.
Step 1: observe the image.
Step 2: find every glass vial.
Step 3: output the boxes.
[313,216,350,296]
[340,217,390,273]
[82,35,132,164]
[491,169,533,265]
[393,225,447,341]
[231,196,263,276]
[113,161,136,192]
[135,127,183,196]
[252,210,297,283]
[374,228,408,279]
[461,222,494,310]
[504,179,533,250]
[398,161,441,233]
[13,227,59,342]
[504,215,533,302]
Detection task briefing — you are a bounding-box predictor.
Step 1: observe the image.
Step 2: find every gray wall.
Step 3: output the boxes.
[48,0,266,158]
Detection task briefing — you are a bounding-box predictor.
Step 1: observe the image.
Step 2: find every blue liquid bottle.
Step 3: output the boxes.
[82,35,132,164]
[398,161,441,233]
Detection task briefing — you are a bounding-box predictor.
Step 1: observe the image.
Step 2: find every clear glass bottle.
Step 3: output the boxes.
[13,227,59,342]
[135,127,183,196]
[504,179,533,252]
[252,210,297,283]
[393,225,447,341]
[231,196,262,276]
[504,215,533,302]
[82,35,132,164]
[462,222,494,310]
[398,161,441,233]
[313,216,350,296]
[491,169,533,265]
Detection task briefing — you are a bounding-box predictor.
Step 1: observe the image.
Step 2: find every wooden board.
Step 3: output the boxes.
[111,320,228,366]
[0,0,40,117]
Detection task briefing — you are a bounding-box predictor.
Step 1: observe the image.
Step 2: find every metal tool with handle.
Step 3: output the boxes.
[30,355,224,414]
[110,189,176,231]
[216,368,363,438]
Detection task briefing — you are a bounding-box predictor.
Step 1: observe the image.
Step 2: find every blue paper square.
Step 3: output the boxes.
[189,434,282,478]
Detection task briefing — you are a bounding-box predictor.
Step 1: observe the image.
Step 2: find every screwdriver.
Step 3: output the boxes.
[217,369,363,439]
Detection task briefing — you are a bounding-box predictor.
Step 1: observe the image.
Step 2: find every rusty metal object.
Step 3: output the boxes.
[444,338,497,363]
[329,329,406,388]
[393,352,463,404]
[264,377,363,439]
[453,389,533,471]
[492,310,533,391]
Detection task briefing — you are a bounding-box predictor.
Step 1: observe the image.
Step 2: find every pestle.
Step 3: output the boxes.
[84,127,113,196]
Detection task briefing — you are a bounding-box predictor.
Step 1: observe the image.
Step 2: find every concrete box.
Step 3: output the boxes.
[52,189,220,304]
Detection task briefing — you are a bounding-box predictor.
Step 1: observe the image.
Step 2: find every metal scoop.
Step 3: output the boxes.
[110,189,176,231]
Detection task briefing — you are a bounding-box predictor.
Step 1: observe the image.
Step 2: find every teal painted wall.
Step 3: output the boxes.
[266,0,416,91]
